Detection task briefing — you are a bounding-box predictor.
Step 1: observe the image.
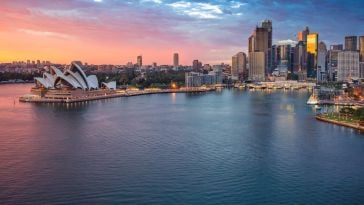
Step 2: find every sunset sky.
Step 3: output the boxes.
[0,0,363,65]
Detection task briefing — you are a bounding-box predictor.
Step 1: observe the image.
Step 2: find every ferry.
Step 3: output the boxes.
[307,94,319,105]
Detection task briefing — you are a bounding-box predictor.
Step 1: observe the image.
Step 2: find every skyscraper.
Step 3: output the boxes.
[345,36,357,51]
[231,52,247,80]
[359,36,364,62]
[248,21,270,79]
[248,35,255,53]
[317,41,327,82]
[173,53,179,67]
[307,33,319,78]
[261,19,273,73]
[295,27,310,80]
[137,55,142,67]
[276,43,291,76]
[328,48,340,82]
[249,52,265,81]
[294,41,307,74]
[298,26,310,42]
[331,44,343,51]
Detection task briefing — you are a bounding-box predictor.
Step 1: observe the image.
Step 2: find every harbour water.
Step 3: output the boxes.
[0,84,364,204]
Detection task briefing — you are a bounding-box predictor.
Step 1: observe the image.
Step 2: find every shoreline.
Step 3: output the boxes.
[316,114,364,132]
[19,87,216,103]
[0,81,34,85]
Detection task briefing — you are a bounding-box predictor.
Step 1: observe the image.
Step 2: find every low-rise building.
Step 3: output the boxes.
[185,71,223,87]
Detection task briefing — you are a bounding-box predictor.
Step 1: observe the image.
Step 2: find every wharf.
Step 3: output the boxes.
[19,87,215,103]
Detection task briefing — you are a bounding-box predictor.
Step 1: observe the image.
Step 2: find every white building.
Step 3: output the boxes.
[34,61,115,90]
[337,51,359,82]
[185,71,223,87]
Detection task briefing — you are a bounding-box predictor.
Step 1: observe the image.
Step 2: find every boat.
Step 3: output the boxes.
[307,94,319,105]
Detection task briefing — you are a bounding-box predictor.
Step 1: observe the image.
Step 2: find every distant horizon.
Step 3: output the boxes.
[0,0,363,65]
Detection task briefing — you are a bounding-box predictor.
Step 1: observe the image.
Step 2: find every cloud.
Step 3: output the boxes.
[29,8,98,21]
[1,0,364,64]
[140,0,163,4]
[168,1,224,19]
[230,1,246,9]
[276,39,297,46]
[18,29,74,40]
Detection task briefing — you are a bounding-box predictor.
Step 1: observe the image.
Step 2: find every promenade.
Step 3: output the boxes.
[19,87,215,103]
[316,114,364,132]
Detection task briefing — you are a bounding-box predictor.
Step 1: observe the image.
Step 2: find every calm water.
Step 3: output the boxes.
[0,84,364,204]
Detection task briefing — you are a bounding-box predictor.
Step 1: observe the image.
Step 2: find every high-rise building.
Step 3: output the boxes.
[261,19,273,73]
[231,52,247,80]
[137,55,142,67]
[337,51,359,82]
[360,62,364,78]
[248,21,271,79]
[317,41,327,82]
[307,33,319,78]
[295,27,310,80]
[345,36,357,51]
[359,36,364,62]
[298,26,310,42]
[271,45,277,69]
[331,44,343,51]
[276,43,292,76]
[248,35,255,53]
[173,53,179,67]
[249,52,265,81]
[327,49,340,81]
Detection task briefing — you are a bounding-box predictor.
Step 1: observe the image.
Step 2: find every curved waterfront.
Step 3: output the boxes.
[0,84,364,204]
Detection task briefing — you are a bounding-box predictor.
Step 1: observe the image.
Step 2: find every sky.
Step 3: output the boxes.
[0,0,363,65]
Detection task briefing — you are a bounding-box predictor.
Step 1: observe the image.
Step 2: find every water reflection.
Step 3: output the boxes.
[1,84,364,204]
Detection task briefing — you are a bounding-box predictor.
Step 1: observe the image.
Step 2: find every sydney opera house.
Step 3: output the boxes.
[30,61,117,101]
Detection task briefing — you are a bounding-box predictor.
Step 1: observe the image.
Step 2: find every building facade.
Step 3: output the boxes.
[231,52,247,80]
[345,36,357,51]
[261,19,273,73]
[249,52,265,81]
[337,51,360,82]
[185,71,223,87]
[317,42,327,82]
[307,33,319,78]
[359,36,364,62]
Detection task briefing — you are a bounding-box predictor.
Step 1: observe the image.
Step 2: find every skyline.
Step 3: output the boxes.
[0,0,363,65]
